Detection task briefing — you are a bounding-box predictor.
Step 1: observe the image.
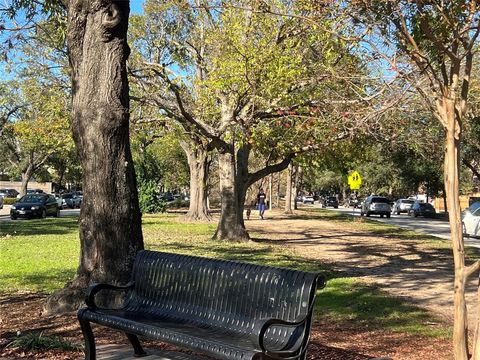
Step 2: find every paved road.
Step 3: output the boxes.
[317,204,480,248]
[0,205,80,221]
[321,205,451,238]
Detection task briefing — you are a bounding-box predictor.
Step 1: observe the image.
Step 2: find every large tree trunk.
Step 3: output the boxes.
[46,0,143,314]
[213,148,249,241]
[180,139,211,221]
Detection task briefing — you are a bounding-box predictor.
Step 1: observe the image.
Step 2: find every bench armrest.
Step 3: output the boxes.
[257,314,310,358]
[85,282,135,310]
[257,275,324,358]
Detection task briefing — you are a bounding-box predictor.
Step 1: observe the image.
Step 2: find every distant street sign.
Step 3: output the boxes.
[348,171,362,190]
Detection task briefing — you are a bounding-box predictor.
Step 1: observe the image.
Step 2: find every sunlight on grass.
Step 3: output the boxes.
[0,212,452,338]
[0,218,79,293]
[317,278,451,339]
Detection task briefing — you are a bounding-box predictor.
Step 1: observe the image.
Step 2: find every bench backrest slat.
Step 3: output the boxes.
[125,250,318,340]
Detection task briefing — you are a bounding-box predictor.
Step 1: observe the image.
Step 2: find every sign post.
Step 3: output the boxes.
[348,171,362,215]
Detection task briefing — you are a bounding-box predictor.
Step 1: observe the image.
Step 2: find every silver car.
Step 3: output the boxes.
[361,195,391,218]
[463,202,480,238]
[393,199,415,215]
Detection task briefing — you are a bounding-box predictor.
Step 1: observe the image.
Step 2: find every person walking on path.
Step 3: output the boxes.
[257,189,267,219]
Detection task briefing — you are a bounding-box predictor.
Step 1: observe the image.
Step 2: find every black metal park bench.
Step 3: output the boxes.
[77,250,325,360]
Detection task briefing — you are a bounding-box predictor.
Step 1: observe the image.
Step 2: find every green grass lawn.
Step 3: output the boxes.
[0,212,450,338]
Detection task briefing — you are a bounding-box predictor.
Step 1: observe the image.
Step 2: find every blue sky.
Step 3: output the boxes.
[131,1,145,15]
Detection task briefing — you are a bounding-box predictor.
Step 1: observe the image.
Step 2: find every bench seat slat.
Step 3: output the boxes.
[82,309,258,360]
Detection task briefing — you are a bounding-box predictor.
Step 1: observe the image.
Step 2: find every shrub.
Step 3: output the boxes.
[3,198,17,205]
[8,332,82,352]
[167,199,190,209]
[138,181,166,214]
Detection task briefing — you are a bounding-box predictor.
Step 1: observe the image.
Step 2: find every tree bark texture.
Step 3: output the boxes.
[46,0,143,314]
[292,165,301,210]
[439,99,468,359]
[284,164,293,214]
[20,165,34,197]
[180,139,211,221]
[213,147,250,241]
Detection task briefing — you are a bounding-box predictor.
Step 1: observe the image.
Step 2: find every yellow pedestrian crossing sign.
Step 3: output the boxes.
[348,171,362,190]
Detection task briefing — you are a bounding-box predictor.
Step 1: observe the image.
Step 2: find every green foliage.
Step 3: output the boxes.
[129,0,366,176]
[138,181,167,214]
[0,78,72,181]
[3,198,16,205]
[8,332,82,352]
[132,126,189,190]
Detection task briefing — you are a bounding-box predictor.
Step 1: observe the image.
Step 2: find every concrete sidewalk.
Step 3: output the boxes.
[0,204,10,217]
[95,345,206,360]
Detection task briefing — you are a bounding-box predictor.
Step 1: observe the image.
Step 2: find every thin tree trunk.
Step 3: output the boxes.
[46,0,143,313]
[285,164,293,214]
[181,140,211,221]
[57,164,66,192]
[443,105,468,360]
[293,165,300,210]
[444,190,448,213]
[20,166,34,197]
[276,172,280,208]
[463,159,480,181]
[269,174,272,210]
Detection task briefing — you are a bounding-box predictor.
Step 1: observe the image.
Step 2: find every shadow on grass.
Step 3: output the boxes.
[0,218,79,237]
[0,268,76,294]
[147,240,331,274]
[316,279,450,338]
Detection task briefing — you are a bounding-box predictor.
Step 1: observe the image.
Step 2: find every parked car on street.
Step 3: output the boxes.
[408,201,436,218]
[392,198,415,215]
[323,196,339,208]
[16,189,44,198]
[462,201,480,237]
[0,188,19,198]
[10,194,60,220]
[361,195,391,218]
[72,191,83,201]
[159,192,174,202]
[0,196,3,209]
[61,193,82,209]
[346,196,360,208]
[301,194,315,204]
[54,194,63,208]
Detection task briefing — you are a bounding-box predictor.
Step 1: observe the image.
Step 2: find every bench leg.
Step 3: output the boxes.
[78,310,96,360]
[126,333,147,357]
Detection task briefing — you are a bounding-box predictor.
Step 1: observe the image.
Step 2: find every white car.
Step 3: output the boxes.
[301,195,315,204]
[463,202,480,238]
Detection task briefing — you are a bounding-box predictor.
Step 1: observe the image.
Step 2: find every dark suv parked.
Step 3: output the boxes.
[408,201,436,218]
[323,196,339,208]
[361,196,391,218]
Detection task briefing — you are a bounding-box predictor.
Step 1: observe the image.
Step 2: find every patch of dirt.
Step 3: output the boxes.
[246,209,477,325]
[0,293,451,359]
